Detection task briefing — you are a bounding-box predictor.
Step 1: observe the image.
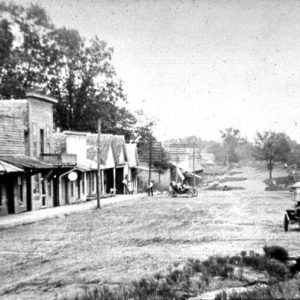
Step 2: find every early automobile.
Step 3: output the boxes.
[284,182,300,232]
[167,181,198,198]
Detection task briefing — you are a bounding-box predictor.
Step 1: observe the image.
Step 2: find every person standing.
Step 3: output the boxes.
[148,180,154,196]
[127,180,133,194]
[122,175,129,194]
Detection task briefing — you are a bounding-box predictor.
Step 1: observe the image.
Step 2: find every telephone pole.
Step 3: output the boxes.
[148,137,152,184]
[97,119,102,209]
[193,142,196,188]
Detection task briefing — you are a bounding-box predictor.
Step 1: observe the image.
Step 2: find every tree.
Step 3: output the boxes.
[220,128,245,165]
[0,3,137,138]
[0,3,56,98]
[254,131,291,179]
[152,149,171,183]
[131,110,157,146]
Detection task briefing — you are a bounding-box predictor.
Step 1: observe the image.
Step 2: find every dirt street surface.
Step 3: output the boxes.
[0,167,298,299]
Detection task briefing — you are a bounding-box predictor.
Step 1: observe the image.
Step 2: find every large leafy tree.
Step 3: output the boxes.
[0,3,56,98]
[254,131,291,179]
[0,2,137,140]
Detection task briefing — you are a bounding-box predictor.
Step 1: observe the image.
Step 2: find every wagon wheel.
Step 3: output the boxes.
[192,188,198,197]
[187,191,193,198]
[284,215,289,232]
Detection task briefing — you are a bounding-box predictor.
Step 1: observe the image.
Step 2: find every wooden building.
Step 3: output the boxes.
[0,93,75,215]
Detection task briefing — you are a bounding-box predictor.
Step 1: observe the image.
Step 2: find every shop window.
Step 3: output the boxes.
[18,177,23,202]
[48,180,52,197]
[40,129,44,154]
[33,175,40,194]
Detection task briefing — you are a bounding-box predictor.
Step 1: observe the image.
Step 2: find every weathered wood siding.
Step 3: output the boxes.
[0,100,28,155]
[28,98,54,158]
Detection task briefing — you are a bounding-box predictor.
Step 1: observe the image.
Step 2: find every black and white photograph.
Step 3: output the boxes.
[0,0,300,299]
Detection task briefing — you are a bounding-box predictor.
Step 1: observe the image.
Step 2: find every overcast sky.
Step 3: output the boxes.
[12,0,300,142]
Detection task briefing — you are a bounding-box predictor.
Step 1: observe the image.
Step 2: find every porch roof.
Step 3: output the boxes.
[0,160,24,174]
[76,158,98,172]
[0,155,55,170]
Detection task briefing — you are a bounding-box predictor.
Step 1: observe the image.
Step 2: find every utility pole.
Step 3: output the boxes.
[148,137,152,185]
[193,142,196,188]
[97,119,102,209]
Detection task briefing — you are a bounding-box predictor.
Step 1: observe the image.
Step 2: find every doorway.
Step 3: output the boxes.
[116,168,124,194]
[26,175,32,211]
[7,177,15,214]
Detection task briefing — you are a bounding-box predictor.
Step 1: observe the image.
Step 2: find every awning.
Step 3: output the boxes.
[0,160,24,174]
[0,155,54,170]
[292,182,300,189]
[186,172,202,179]
[76,158,98,172]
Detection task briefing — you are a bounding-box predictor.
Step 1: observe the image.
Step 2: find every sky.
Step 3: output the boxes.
[10,0,300,142]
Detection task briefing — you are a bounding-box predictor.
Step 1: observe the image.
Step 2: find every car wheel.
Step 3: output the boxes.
[187,191,193,198]
[192,188,198,197]
[284,215,289,232]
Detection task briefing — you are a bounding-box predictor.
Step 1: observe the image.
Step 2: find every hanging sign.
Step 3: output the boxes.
[68,171,78,181]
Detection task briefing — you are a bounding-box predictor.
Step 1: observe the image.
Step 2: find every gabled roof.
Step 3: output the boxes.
[86,133,114,165]
[76,158,98,172]
[112,135,127,165]
[125,144,139,167]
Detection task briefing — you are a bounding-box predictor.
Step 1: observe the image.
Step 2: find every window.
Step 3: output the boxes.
[48,180,52,197]
[40,129,44,154]
[33,175,40,194]
[18,177,23,202]
[46,126,50,139]
[32,124,37,137]
[33,124,37,157]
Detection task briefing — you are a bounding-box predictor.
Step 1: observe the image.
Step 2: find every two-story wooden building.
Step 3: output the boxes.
[0,92,75,215]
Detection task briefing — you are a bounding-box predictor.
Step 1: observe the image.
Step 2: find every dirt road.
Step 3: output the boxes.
[0,167,298,299]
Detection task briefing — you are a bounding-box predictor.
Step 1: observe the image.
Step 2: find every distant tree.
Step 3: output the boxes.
[220,128,245,165]
[254,131,291,179]
[206,142,227,165]
[132,110,157,147]
[152,149,171,183]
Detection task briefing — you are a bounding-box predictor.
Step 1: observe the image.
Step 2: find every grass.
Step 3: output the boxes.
[75,246,298,300]
[0,166,298,299]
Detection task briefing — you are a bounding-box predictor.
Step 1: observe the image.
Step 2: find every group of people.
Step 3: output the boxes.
[170,180,189,192]
[123,175,154,196]
[122,176,134,194]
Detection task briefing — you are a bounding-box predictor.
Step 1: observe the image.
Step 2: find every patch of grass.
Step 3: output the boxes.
[74,246,295,300]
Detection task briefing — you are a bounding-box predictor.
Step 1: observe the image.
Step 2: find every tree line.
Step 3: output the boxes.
[0,2,154,144]
[165,128,300,179]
